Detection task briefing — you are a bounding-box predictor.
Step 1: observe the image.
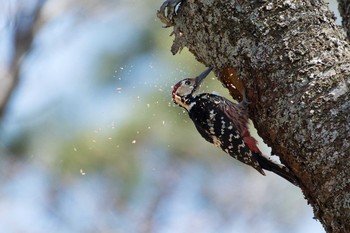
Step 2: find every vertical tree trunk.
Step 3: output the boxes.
[160,0,350,232]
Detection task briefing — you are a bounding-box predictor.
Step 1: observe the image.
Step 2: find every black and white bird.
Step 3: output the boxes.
[172,67,298,185]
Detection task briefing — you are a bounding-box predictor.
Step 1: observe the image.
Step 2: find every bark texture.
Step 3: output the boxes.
[164,0,350,232]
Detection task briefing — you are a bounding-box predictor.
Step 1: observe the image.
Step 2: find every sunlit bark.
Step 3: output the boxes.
[161,1,350,232]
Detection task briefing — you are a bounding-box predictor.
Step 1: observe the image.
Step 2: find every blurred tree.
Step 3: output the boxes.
[157,0,350,232]
[338,0,350,40]
[0,0,46,119]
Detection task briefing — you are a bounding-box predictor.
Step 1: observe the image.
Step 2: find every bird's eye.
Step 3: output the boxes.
[185,80,191,85]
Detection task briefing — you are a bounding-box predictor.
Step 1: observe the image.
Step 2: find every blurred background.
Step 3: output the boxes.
[0,0,339,232]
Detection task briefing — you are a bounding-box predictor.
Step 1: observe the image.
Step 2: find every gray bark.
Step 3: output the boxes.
[162,0,350,232]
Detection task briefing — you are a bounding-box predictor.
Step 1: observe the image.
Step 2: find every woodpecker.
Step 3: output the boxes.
[172,67,298,185]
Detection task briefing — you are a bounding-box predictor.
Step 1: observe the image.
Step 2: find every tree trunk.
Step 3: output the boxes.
[160,0,350,232]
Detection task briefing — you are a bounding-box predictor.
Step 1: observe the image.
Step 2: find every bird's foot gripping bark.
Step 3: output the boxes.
[157,0,183,28]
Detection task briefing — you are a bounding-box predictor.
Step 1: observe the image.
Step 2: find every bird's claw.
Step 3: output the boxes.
[157,0,183,28]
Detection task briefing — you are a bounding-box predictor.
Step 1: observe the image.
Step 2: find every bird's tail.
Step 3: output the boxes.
[253,154,299,186]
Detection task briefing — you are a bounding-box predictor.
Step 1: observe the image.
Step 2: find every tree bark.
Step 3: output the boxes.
[161,0,350,232]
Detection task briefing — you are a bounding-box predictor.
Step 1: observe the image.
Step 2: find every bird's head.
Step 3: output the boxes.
[172,67,212,110]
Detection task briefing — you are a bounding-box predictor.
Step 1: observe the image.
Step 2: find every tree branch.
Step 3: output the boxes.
[337,0,350,40]
[0,0,45,119]
[160,0,350,232]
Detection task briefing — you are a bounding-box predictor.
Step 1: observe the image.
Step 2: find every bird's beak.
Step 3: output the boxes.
[194,66,213,87]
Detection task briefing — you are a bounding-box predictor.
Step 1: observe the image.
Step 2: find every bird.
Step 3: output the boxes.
[172,67,298,185]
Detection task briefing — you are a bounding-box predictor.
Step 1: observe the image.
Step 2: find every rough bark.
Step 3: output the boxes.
[162,0,350,232]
